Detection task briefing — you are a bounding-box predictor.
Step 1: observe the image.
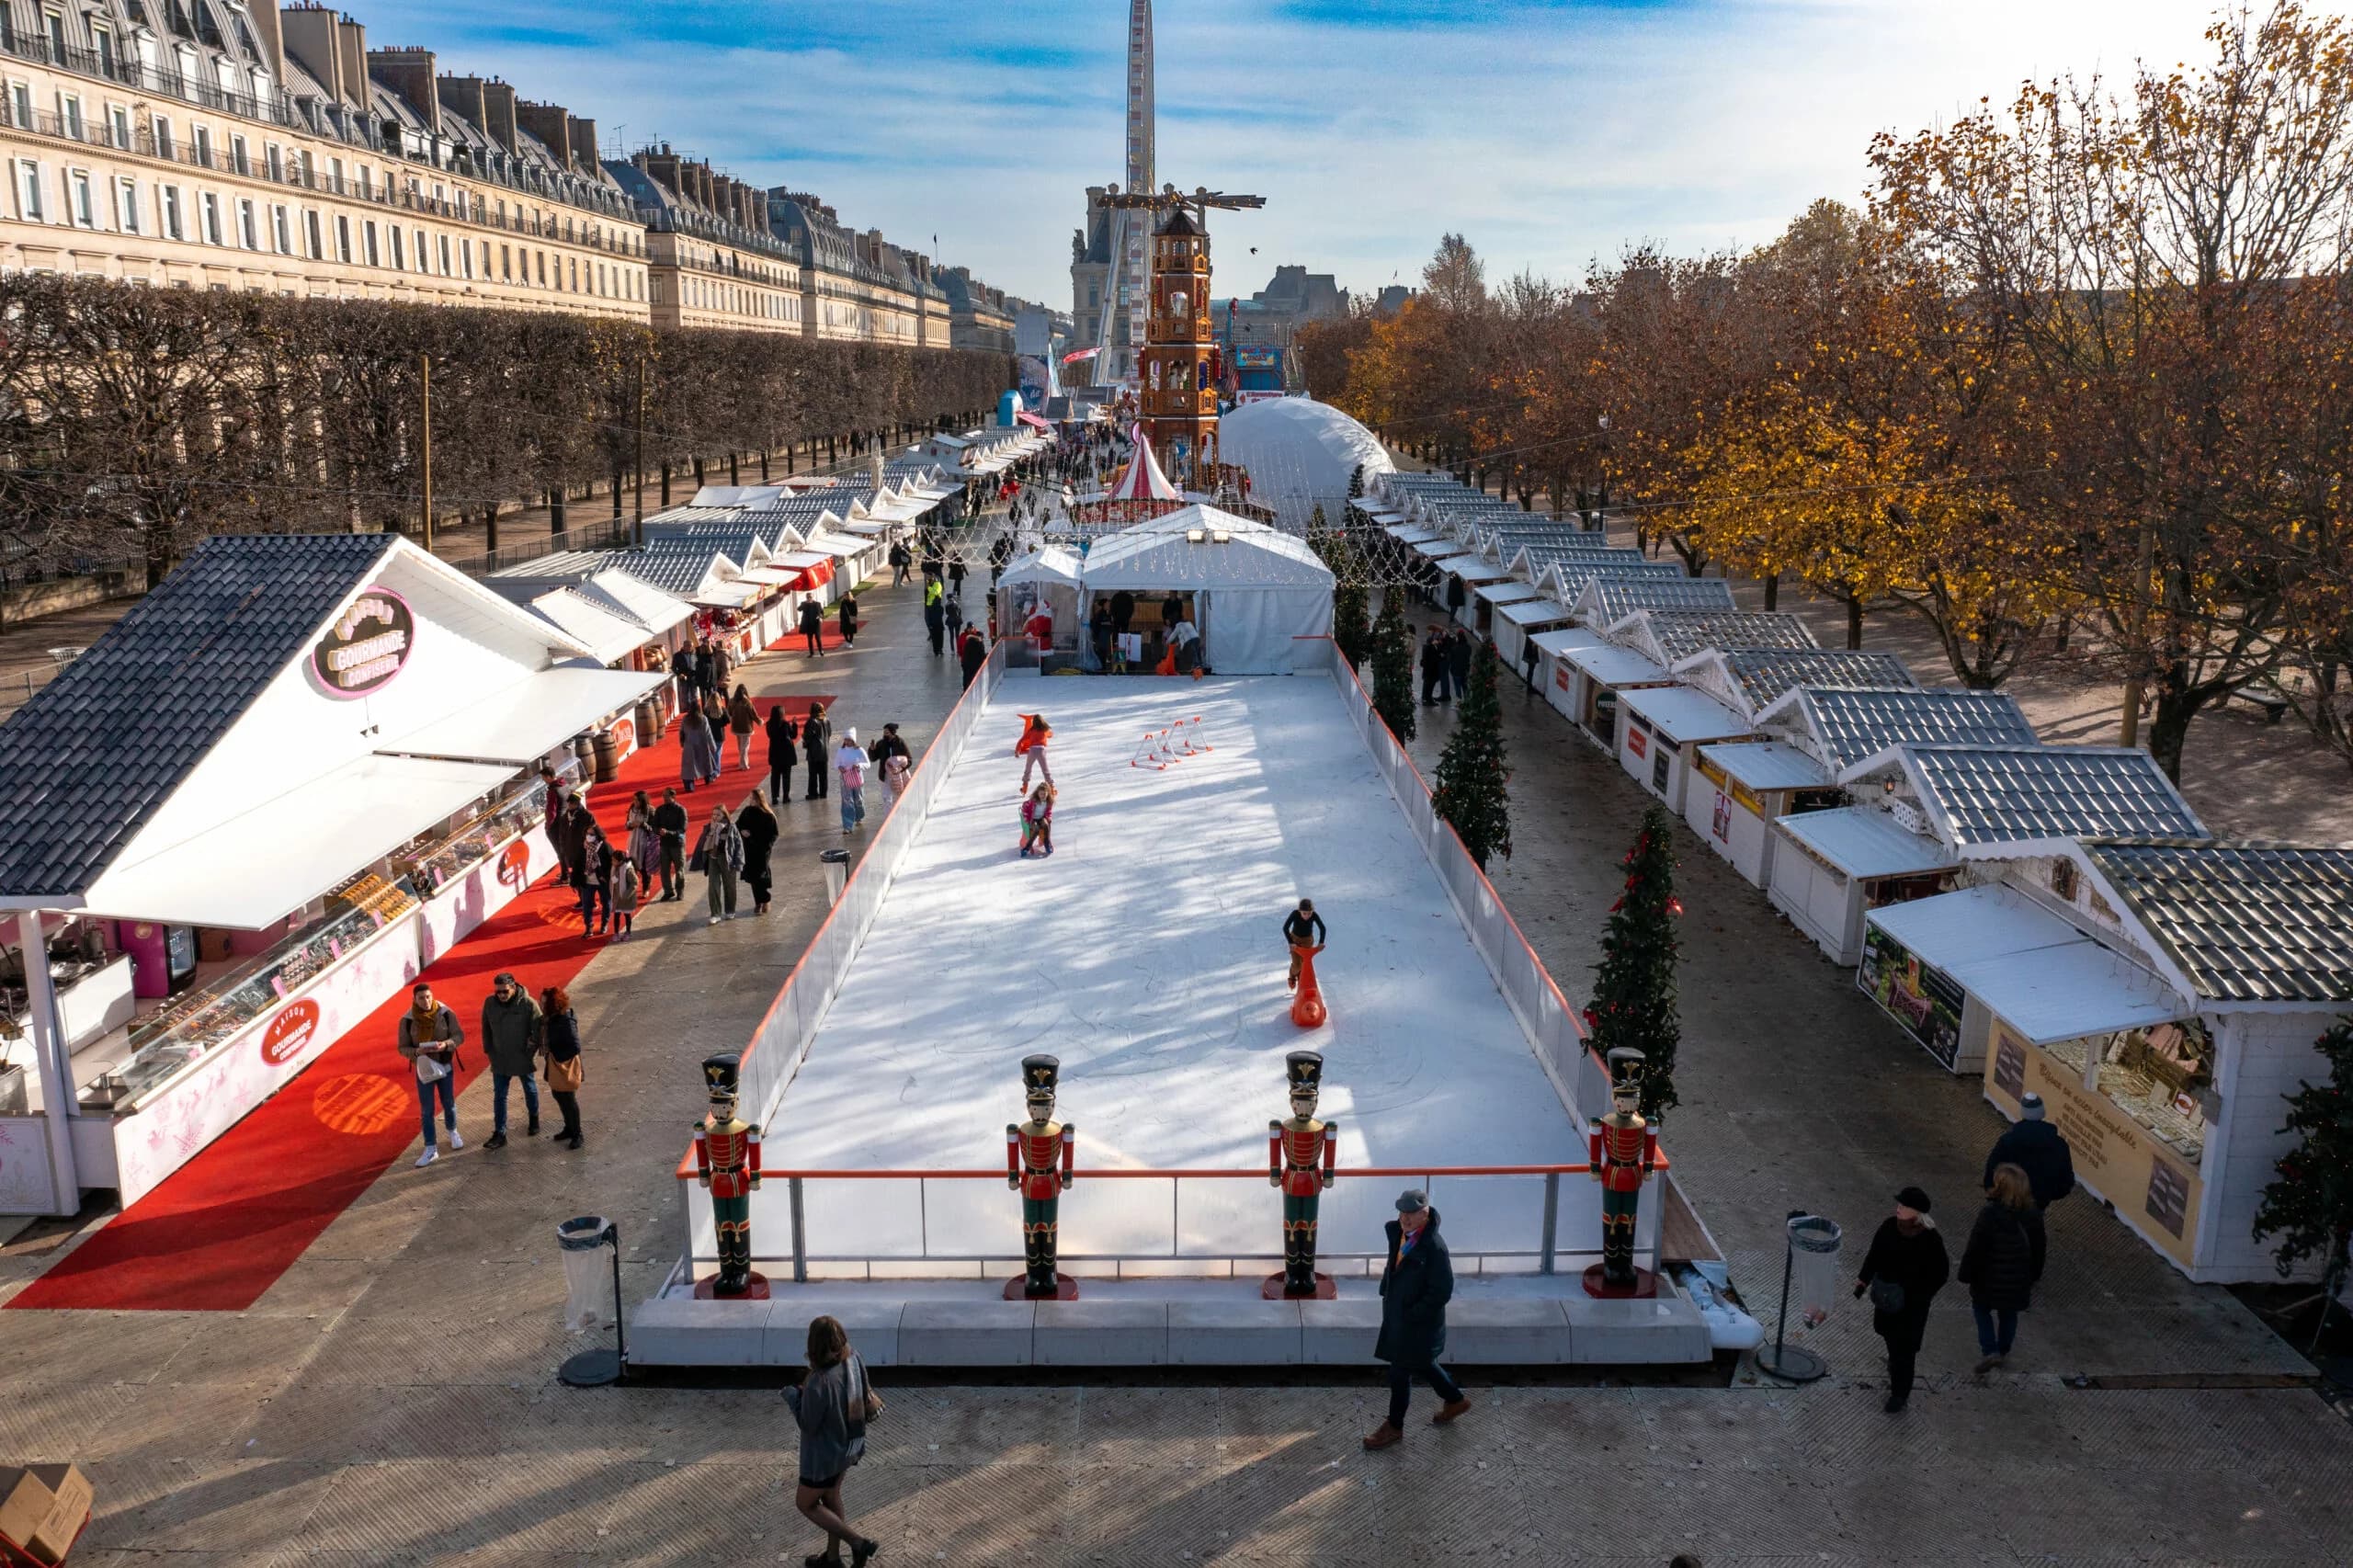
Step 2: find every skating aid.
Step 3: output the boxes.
[1129,728,1175,770]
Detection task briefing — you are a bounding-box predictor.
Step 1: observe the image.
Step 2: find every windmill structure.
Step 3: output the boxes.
[1101,186,1267,489]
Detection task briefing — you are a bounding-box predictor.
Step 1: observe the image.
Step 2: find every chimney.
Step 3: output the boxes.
[479,79,517,154]
[367,46,438,128]
[516,100,571,166]
[279,5,345,101]
[250,2,286,80]
[567,116,598,167]
[637,143,682,197]
[334,15,369,111]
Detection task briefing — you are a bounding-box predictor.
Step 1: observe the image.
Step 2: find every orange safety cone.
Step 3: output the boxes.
[1290,944,1327,1028]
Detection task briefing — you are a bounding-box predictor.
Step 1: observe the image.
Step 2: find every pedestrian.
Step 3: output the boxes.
[609,850,641,939]
[835,728,868,834]
[1444,573,1468,619]
[1168,608,1200,675]
[700,691,731,768]
[625,789,659,886]
[576,823,613,937]
[943,591,964,645]
[1447,627,1473,698]
[1016,712,1052,790]
[1519,632,1540,693]
[478,971,541,1150]
[726,685,759,772]
[653,786,688,902]
[802,702,832,800]
[1854,1185,1950,1413]
[990,533,1012,588]
[786,1315,883,1568]
[1419,627,1448,706]
[1109,589,1136,640]
[540,984,585,1151]
[1959,1163,2046,1374]
[838,590,859,650]
[924,590,947,658]
[678,702,719,793]
[766,704,799,805]
[1982,1092,2075,1209]
[739,787,780,915]
[538,763,571,833]
[708,638,732,697]
[1283,899,1326,991]
[557,795,593,889]
[959,626,989,688]
[872,722,913,803]
[890,540,910,585]
[671,644,700,710]
[1363,1188,1467,1449]
[948,551,967,598]
[1090,599,1114,670]
[798,597,825,657]
[397,982,465,1168]
[694,803,745,924]
[1019,783,1054,858]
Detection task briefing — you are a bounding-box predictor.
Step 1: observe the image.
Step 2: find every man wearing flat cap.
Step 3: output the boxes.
[1363,1188,1468,1449]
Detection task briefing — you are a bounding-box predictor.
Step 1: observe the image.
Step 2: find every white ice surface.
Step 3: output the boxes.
[769,676,1586,1265]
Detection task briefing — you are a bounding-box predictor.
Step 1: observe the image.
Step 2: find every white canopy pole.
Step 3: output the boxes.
[17,908,81,1214]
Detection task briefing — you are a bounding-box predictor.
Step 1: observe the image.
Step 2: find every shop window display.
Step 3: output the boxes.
[2096,1018,2213,1162]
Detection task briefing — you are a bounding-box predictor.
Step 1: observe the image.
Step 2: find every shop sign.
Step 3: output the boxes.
[1627,724,1648,761]
[1711,790,1733,843]
[258,999,322,1065]
[312,588,415,699]
[1552,663,1570,692]
[1984,1022,2205,1267]
[1859,926,1966,1068]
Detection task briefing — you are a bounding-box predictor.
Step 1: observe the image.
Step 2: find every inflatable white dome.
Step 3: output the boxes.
[1219,397,1395,532]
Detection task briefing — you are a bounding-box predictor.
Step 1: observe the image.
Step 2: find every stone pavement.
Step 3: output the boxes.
[2,570,2350,1566]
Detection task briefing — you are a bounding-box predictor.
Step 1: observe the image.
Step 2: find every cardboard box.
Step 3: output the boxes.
[0,1464,91,1566]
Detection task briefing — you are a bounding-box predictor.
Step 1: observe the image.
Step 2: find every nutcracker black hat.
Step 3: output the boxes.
[1605,1046,1647,1088]
[1021,1053,1060,1102]
[1285,1051,1324,1092]
[703,1052,743,1098]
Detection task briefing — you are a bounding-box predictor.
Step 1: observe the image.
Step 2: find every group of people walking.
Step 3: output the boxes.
[396,973,588,1169]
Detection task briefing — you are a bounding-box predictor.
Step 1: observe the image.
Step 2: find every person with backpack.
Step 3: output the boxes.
[786,1315,882,1568]
[1854,1185,1950,1413]
[1958,1163,2046,1374]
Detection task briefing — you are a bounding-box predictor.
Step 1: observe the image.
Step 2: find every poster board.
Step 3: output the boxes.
[1859,924,1967,1069]
[1984,1020,2204,1268]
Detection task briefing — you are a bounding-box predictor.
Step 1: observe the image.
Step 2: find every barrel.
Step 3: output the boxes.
[571,733,596,774]
[590,730,621,783]
[633,700,661,747]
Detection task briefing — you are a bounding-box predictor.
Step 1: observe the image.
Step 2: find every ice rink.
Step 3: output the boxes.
[771,675,1592,1271]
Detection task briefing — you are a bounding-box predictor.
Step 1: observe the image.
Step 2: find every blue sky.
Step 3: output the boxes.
[384,0,2234,306]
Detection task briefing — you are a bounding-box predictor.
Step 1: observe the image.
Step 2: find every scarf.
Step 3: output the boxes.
[409,1003,444,1043]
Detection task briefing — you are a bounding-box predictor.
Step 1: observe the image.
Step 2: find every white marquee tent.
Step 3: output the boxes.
[1077,506,1334,673]
[1218,397,1396,531]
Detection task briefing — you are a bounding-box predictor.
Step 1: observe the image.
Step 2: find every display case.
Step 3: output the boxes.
[93,874,424,1113]
[397,780,551,896]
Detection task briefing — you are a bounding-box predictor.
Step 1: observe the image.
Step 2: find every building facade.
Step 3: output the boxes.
[0,1,1021,346]
[1211,265,1348,393]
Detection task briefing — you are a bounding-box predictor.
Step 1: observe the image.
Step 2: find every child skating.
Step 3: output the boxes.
[1020,784,1056,858]
[1015,712,1053,793]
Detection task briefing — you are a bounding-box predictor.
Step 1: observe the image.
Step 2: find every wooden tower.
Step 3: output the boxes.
[1141,208,1220,487]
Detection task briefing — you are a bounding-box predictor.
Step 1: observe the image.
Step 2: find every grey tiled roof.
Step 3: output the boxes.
[0,533,393,898]
[1541,562,1684,599]
[1792,687,2040,770]
[1585,578,1737,621]
[2086,841,2353,1002]
[1906,745,2209,846]
[607,545,732,595]
[1641,610,1817,665]
[1724,649,1916,710]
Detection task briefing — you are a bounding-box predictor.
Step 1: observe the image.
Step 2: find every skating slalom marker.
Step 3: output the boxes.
[1173,716,1213,756]
[1129,729,1173,771]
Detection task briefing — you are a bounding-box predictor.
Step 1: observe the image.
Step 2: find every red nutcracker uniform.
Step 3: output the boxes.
[1587,1047,1656,1290]
[694,1052,764,1297]
[1006,1053,1075,1298]
[1267,1050,1338,1298]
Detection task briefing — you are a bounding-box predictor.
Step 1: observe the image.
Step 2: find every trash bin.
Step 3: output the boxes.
[556,1215,616,1333]
[820,847,851,905]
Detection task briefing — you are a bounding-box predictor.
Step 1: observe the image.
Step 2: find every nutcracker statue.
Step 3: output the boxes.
[1585,1046,1659,1298]
[1006,1053,1077,1300]
[693,1051,767,1300]
[1265,1050,1340,1299]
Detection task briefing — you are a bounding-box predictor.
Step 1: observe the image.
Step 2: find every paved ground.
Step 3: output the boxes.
[3,551,2351,1566]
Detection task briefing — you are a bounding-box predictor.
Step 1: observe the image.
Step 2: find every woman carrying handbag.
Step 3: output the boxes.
[540,985,585,1150]
[787,1315,883,1568]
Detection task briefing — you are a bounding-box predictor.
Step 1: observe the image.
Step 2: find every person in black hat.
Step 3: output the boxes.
[1854,1185,1949,1413]
[1364,1187,1467,1449]
[1983,1092,2075,1209]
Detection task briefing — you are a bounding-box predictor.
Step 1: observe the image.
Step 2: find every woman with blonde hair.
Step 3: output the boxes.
[785,1314,882,1567]
[1958,1161,2046,1374]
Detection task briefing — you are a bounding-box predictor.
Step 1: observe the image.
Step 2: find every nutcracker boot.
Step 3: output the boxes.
[1022,1224,1052,1298]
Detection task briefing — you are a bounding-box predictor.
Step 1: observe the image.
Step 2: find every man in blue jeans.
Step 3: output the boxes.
[478,971,541,1151]
[396,982,466,1168]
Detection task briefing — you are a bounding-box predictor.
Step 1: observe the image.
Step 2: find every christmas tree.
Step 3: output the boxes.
[1347,463,1366,501]
[2253,1020,2353,1345]
[1370,591,1416,742]
[1586,806,1684,1121]
[1432,640,1512,868]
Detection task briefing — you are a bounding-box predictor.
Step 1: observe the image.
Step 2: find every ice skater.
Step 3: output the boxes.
[1283,899,1327,991]
[1020,784,1055,858]
[1016,712,1053,792]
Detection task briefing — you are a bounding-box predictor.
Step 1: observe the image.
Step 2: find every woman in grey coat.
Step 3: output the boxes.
[786,1315,881,1567]
[678,705,720,793]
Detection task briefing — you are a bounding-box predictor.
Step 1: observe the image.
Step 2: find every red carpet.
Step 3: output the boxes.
[8,718,757,1312]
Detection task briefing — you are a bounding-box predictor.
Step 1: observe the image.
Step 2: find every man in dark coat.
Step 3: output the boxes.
[925,596,948,658]
[478,972,541,1150]
[1109,589,1136,638]
[556,798,593,890]
[1364,1189,1468,1449]
[1419,627,1449,706]
[959,627,989,688]
[1446,628,1474,697]
[1982,1093,2075,1208]
[1854,1185,1950,1413]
